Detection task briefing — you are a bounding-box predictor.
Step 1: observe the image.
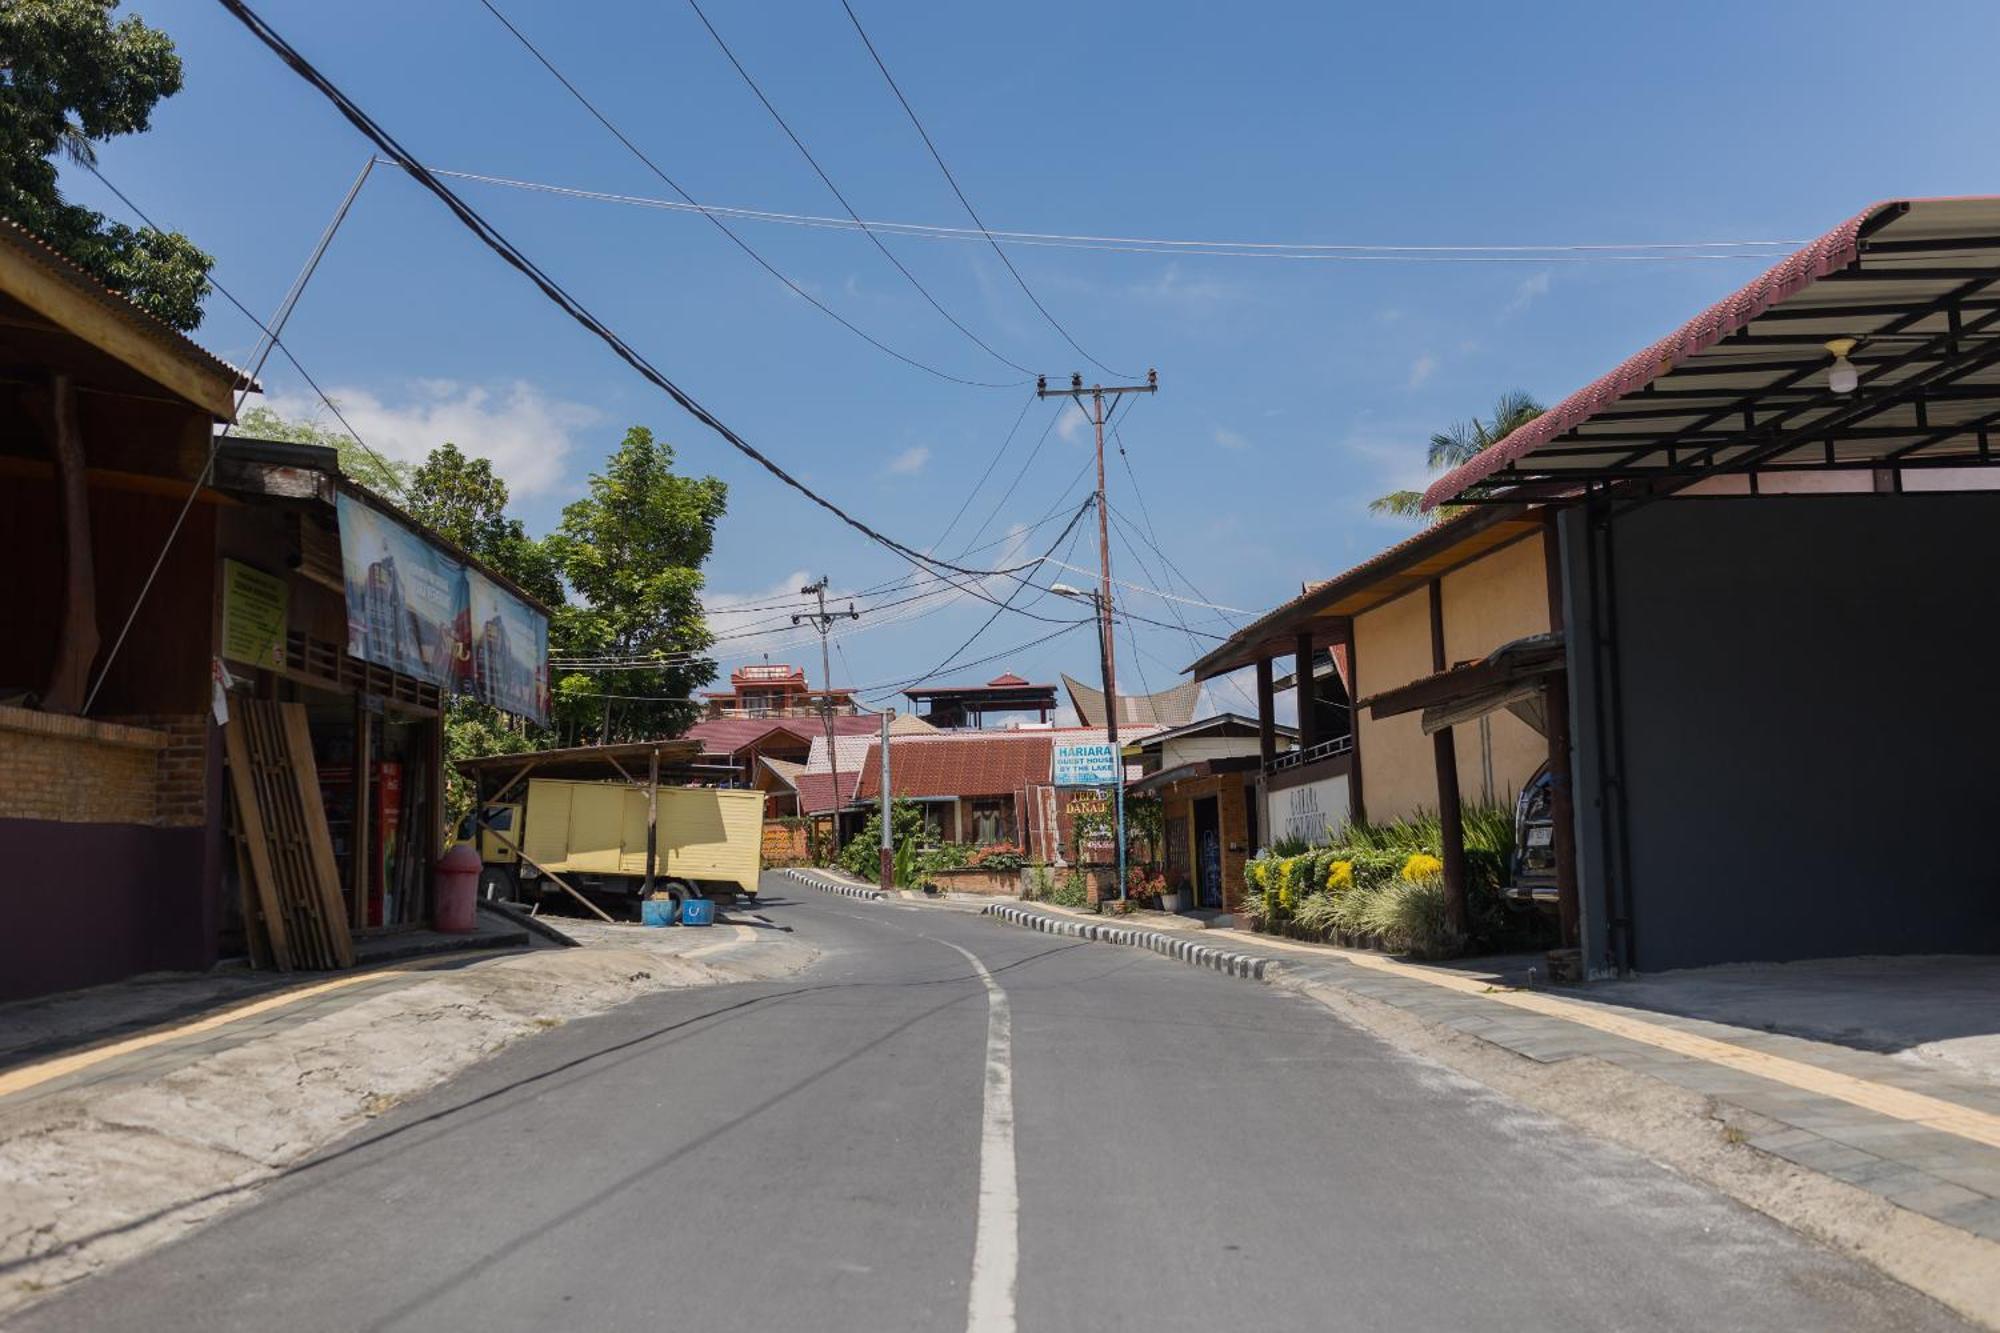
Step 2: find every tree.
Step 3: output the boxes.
[235,405,412,497]
[0,1,213,330]
[1370,390,1545,525]
[404,441,561,606]
[545,426,727,743]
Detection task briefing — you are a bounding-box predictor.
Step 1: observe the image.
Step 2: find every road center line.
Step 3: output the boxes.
[939,939,1018,1333]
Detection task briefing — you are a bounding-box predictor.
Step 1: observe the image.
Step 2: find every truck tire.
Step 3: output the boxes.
[479,864,520,903]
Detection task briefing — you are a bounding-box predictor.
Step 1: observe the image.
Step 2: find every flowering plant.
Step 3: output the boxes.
[1327,859,1354,892]
[1401,852,1444,884]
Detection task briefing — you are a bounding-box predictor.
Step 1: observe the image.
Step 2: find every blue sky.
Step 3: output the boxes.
[82,1,2000,712]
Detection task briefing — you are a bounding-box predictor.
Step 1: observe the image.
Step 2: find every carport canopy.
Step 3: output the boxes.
[1359,633,1564,737]
[1424,197,2000,508]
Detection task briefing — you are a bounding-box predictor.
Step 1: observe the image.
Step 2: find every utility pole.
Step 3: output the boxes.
[1038,370,1157,903]
[794,578,859,855]
[879,706,894,893]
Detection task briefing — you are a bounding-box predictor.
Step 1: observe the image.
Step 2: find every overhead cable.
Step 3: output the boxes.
[217,0,1042,585]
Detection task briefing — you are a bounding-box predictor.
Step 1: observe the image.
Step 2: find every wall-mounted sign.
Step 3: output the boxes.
[1052,739,1119,787]
[220,559,288,669]
[1272,773,1351,847]
[335,492,550,724]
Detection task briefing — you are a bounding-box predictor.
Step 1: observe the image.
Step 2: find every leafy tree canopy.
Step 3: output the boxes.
[545,425,727,742]
[1370,390,1544,526]
[0,0,213,330]
[235,404,413,498]
[404,441,562,607]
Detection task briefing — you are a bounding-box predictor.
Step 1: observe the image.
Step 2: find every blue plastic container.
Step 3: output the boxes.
[680,896,716,927]
[640,897,677,928]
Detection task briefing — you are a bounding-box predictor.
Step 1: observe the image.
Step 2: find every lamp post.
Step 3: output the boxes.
[1051,582,1126,903]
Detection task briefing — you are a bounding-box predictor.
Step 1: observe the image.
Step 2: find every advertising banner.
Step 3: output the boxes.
[220,559,288,669]
[1052,738,1119,787]
[335,492,549,724]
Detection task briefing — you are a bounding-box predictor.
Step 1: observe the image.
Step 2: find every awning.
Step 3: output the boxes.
[1425,197,2000,508]
[1126,755,1260,796]
[1360,633,1564,737]
[456,740,706,785]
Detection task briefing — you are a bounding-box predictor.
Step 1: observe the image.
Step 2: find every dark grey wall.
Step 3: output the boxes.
[1566,492,2000,973]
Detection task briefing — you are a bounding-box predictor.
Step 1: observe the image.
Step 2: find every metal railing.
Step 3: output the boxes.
[1265,734,1354,774]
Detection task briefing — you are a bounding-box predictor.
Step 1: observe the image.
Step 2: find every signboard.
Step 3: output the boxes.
[1271,772,1351,847]
[335,492,550,724]
[1052,739,1119,787]
[220,560,288,669]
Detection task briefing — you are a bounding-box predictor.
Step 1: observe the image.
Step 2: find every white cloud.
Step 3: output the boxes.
[885,445,931,475]
[1505,270,1552,315]
[1213,426,1250,452]
[1407,353,1438,388]
[1056,404,1090,443]
[261,379,599,498]
[1127,261,1242,310]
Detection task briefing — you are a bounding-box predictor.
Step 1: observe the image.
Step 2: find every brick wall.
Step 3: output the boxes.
[0,706,207,826]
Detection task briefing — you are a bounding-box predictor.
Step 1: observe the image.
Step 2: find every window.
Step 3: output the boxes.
[970,799,1010,845]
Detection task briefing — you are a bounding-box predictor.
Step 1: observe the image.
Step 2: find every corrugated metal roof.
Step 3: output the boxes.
[855,733,1054,800]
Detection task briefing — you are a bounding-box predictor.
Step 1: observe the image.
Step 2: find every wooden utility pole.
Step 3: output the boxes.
[1037,371,1157,903]
[794,578,859,847]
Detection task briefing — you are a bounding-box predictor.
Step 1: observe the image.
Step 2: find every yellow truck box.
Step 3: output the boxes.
[497,778,763,899]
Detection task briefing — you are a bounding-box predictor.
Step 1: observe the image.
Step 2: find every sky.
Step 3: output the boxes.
[79,0,2000,717]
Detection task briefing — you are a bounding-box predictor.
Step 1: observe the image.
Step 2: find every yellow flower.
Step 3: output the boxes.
[1401,852,1444,884]
[1328,859,1353,891]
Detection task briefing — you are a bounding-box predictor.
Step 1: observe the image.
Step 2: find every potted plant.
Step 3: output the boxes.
[1160,874,1187,913]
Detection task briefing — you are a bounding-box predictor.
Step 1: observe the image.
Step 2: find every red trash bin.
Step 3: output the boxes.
[434,842,481,934]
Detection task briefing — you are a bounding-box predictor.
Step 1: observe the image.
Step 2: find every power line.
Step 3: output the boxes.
[75,158,405,495]
[836,0,1131,377]
[219,0,1042,587]
[473,3,1016,391]
[1039,556,1253,615]
[929,391,1036,553]
[680,0,1034,380]
[425,165,1803,263]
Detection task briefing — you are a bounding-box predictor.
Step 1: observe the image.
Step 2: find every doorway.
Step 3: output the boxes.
[1193,796,1222,909]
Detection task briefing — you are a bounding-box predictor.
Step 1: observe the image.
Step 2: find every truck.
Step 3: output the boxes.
[463,778,764,916]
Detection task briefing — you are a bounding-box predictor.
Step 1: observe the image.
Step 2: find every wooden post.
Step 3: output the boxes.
[1341,620,1366,826]
[1294,632,1319,754]
[351,697,370,930]
[643,744,660,896]
[479,825,616,922]
[42,375,98,713]
[1543,513,1581,949]
[1428,580,1468,935]
[1254,656,1276,768]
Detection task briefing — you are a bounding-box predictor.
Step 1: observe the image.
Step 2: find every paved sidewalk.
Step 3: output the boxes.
[983,901,2000,1247]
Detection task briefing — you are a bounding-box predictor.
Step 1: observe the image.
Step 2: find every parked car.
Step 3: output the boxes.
[1511,763,1558,908]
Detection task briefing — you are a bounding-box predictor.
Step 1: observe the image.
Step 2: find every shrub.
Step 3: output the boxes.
[1023,864,1055,901]
[1364,873,1464,959]
[1400,852,1444,884]
[1292,891,1339,938]
[1052,867,1091,908]
[1326,859,1354,892]
[1331,879,1384,936]
[969,842,1026,872]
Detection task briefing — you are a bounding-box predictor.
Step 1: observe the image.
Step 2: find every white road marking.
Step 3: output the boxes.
[939,940,1018,1333]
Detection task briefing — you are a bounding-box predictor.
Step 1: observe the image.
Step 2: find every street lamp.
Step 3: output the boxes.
[1050,582,1128,904]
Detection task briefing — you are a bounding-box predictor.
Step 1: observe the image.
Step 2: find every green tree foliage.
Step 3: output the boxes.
[403,441,561,607]
[0,0,213,330]
[838,799,928,879]
[235,405,412,497]
[545,426,726,743]
[1370,390,1544,524]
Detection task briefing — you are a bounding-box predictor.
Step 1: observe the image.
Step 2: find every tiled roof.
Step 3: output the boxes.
[683,714,875,757]
[794,769,863,813]
[855,733,1054,800]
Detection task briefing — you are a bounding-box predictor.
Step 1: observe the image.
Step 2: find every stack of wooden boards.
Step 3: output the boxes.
[224,700,355,971]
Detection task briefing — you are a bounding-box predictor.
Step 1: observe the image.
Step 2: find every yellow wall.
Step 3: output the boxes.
[1353,534,1551,823]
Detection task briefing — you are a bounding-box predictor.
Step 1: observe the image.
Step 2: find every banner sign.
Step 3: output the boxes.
[336,492,549,724]
[1052,739,1119,787]
[220,559,288,669]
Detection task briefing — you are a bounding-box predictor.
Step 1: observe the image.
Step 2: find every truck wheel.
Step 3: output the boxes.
[480,865,520,903]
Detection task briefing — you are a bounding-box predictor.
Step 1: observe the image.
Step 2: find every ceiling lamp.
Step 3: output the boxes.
[1824,338,1860,395]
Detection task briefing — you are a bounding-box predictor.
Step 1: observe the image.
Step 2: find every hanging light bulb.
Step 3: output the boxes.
[1824,338,1859,395]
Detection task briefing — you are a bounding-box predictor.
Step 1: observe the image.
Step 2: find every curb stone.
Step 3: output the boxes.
[780,867,886,901]
[983,902,1278,981]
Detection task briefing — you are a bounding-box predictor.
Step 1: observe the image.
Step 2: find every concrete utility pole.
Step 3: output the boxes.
[1039,370,1157,904]
[879,706,894,893]
[794,578,859,855]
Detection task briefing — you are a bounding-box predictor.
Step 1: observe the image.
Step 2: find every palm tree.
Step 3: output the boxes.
[1370,389,1545,524]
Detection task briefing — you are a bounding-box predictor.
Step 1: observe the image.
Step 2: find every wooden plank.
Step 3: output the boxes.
[223,715,294,971]
[229,813,273,972]
[282,703,355,968]
[480,825,617,923]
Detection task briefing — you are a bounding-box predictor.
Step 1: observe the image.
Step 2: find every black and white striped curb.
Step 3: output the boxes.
[779,867,886,901]
[983,902,1279,981]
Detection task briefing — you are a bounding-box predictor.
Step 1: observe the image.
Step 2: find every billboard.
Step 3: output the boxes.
[336,492,549,724]
[1052,738,1119,787]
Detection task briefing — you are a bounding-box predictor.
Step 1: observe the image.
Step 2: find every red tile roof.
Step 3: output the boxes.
[682,715,876,756]
[794,769,864,814]
[855,734,1053,800]
[987,672,1029,686]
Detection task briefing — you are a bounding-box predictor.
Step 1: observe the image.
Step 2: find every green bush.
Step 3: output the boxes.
[1050,867,1091,909]
[1362,875,1465,959]
[1292,891,1340,937]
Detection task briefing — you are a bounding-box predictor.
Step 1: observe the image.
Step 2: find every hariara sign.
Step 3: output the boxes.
[1052,739,1119,787]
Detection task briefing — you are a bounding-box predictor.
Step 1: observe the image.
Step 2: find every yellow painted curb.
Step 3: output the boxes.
[0,950,512,1103]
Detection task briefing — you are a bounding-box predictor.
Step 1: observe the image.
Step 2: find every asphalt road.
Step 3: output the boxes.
[9,878,1968,1332]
